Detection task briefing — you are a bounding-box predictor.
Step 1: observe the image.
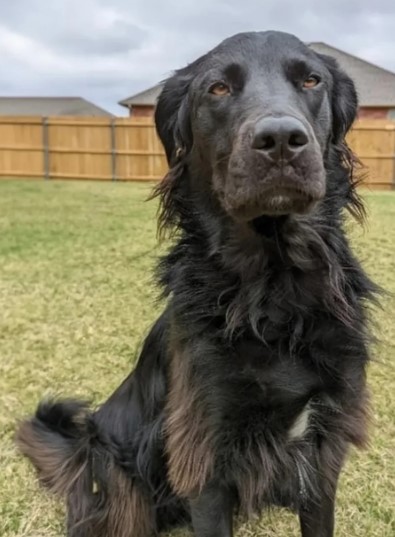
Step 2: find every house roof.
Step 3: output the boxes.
[120,43,395,109]
[0,97,113,116]
[119,84,164,108]
[309,43,395,107]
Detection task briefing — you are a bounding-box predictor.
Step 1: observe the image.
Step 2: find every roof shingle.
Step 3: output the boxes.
[119,85,164,108]
[0,97,113,116]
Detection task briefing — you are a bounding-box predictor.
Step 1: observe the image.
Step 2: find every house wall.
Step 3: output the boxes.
[129,105,155,117]
[358,107,394,119]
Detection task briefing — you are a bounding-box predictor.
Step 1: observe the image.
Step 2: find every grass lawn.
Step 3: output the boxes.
[0,180,394,537]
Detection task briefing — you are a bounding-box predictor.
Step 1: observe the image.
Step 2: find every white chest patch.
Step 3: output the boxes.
[288,403,313,440]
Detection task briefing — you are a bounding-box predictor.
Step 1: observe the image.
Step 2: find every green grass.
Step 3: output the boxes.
[0,180,394,537]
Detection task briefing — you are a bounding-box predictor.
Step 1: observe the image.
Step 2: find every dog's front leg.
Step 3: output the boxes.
[299,442,344,537]
[189,484,234,537]
[299,488,336,537]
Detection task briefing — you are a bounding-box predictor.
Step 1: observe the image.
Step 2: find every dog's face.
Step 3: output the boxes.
[156,31,358,225]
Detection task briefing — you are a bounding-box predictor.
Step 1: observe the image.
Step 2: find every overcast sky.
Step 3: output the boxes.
[1,0,395,115]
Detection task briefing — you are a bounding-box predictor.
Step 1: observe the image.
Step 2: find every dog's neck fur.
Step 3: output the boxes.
[156,156,377,351]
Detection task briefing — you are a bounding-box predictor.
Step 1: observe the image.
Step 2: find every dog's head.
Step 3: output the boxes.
[155,31,359,232]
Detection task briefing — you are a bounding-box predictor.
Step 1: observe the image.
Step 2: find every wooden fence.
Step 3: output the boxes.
[0,116,167,182]
[347,120,395,190]
[0,116,394,188]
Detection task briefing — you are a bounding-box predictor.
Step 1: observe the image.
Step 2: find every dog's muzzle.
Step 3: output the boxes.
[221,115,326,221]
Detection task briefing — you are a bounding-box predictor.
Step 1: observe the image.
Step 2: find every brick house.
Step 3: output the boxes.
[119,43,395,120]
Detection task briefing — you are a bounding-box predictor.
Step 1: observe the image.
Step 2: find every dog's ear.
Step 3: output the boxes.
[155,71,193,165]
[151,70,194,237]
[319,54,366,222]
[319,54,358,143]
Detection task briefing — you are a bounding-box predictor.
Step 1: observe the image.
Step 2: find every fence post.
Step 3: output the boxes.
[110,118,117,181]
[42,117,50,180]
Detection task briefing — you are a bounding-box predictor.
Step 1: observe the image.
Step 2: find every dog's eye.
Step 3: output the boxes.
[303,75,320,89]
[209,82,231,96]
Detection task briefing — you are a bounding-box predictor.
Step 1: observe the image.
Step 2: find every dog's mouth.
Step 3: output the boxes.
[256,185,317,216]
[228,185,320,226]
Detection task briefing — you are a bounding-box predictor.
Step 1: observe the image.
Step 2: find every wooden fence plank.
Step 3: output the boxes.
[0,117,44,177]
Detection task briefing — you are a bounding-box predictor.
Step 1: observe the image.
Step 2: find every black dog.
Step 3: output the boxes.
[17,31,378,537]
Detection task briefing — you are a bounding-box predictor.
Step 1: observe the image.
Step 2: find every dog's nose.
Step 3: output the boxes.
[252,116,309,161]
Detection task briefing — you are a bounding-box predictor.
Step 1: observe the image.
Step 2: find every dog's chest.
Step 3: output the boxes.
[216,337,324,441]
[207,338,332,511]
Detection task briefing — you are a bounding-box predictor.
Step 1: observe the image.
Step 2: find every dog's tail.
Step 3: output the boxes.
[16,398,93,497]
[16,397,156,537]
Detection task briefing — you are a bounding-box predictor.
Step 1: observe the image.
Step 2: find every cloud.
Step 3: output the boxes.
[1,0,394,113]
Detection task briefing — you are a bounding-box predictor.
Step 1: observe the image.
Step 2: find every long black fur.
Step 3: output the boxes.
[17,31,378,537]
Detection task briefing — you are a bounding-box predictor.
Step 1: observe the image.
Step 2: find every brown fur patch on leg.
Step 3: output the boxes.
[108,465,154,537]
[69,463,154,537]
[165,349,214,497]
